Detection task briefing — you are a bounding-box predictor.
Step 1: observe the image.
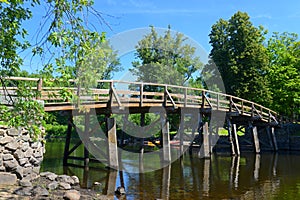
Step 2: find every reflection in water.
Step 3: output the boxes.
[41,141,300,199]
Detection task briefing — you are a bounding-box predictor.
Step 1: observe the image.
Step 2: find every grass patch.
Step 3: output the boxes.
[218,128,245,136]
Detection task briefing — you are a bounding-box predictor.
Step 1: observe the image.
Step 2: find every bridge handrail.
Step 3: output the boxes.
[0,76,278,122]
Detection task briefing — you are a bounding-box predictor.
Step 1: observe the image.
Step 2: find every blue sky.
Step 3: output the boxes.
[21,0,300,76]
[95,0,300,79]
[97,0,300,51]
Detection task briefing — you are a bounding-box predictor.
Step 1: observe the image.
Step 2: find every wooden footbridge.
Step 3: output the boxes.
[0,77,279,169]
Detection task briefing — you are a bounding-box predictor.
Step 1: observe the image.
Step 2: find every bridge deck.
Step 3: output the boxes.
[0,77,278,125]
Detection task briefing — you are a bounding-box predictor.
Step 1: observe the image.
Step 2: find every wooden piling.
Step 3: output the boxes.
[84,114,90,168]
[161,165,171,200]
[252,126,260,153]
[268,126,278,151]
[232,123,240,155]
[104,170,118,196]
[203,158,211,194]
[203,122,210,158]
[161,113,171,163]
[179,113,185,155]
[254,154,261,180]
[63,116,73,166]
[107,118,119,169]
[227,119,236,156]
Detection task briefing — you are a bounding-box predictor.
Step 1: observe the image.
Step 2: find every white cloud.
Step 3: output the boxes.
[113,8,210,15]
[252,14,272,19]
[288,12,300,19]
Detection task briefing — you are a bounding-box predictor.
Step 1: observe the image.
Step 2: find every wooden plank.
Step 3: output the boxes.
[111,87,122,107]
[3,77,39,81]
[165,89,176,108]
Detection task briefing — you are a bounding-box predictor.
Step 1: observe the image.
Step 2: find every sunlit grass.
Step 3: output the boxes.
[218,128,245,136]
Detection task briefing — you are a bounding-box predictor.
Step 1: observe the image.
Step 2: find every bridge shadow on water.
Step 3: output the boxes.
[41,140,300,200]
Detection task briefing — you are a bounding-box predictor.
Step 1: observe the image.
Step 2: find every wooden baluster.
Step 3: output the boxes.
[36,78,43,100]
[217,93,220,110]
[140,83,143,107]
[184,87,187,107]
[164,85,168,107]
[229,96,232,113]
[201,91,205,109]
[241,101,244,115]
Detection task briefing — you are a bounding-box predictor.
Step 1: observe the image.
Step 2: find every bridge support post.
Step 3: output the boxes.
[203,122,211,158]
[84,114,90,169]
[104,170,118,196]
[251,125,260,154]
[161,113,171,163]
[232,123,240,155]
[107,118,119,169]
[203,158,211,195]
[179,113,185,156]
[267,126,278,151]
[139,113,145,172]
[161,165,171,199]
[63,115,73,166]
[227,119,240,156]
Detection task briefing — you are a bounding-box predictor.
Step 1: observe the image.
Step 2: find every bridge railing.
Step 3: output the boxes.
[0,77,278,123]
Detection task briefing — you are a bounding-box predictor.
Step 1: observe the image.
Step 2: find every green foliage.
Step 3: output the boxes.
[36,0,121,108]
[0,79,45,139]
[44,124,67,138]
[209,11,271,105]
[0,0,39,76]
[130,26,203,87]
[267,32,300,118]
[0,0,120,138]
[128,113,159,126]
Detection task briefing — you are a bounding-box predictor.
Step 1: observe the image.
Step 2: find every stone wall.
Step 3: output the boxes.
[0,125,45,183]
[275,123,300,151]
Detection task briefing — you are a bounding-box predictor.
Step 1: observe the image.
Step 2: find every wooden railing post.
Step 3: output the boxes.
[163,85,168,107]
[36,78,43,100]
[108,81,113,108]
[229,96,232,113]
[184,87,187,107]
[241,101,244,115]
[251,103,254,118]
[201,91,205,109]
[217,94,219,110]
[140,83,143,107]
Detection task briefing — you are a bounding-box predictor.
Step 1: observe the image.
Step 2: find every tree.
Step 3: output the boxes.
[209,11,271,105]
[130,26,202,88]
[267,32,300,119]
[0,0,120,137]
[0,0,38,76]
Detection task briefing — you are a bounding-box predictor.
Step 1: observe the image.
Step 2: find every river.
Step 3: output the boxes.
[41,140,300,199]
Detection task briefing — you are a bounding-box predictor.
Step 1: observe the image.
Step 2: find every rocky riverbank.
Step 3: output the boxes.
[0,171,114,200]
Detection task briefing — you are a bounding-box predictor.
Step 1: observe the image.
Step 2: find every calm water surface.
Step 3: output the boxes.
[41,140,300,199]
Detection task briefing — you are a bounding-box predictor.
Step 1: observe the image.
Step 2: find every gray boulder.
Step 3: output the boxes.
[0,172,17,186]
[63,190,81,200]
